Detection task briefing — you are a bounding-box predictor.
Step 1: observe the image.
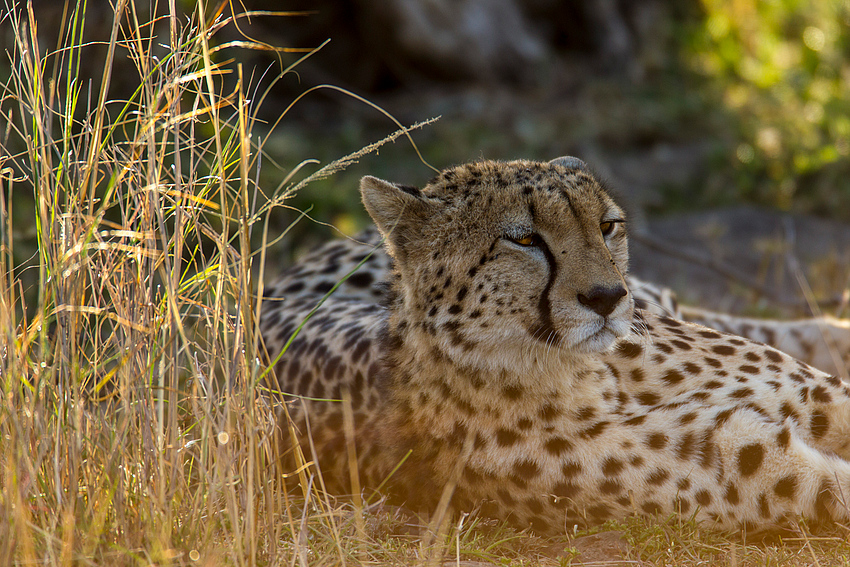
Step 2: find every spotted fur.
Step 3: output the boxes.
[261,158,850,534]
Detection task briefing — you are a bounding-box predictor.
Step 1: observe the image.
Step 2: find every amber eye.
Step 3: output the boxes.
[509,233,541,247]
[600,221,617,236]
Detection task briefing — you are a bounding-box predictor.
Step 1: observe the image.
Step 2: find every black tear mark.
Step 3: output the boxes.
[527,213,561,344]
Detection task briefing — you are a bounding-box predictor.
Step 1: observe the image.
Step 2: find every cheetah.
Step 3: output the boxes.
[260,157,850,534]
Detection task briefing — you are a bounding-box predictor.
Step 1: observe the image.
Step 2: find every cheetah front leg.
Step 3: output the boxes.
[591,404,850,531]
[610,313,850,461]
[706,408,850,530]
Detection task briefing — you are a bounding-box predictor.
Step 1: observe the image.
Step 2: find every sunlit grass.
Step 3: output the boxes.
[0,0,314,563]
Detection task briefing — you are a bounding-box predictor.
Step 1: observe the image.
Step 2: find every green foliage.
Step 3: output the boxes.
[687,0,850,214]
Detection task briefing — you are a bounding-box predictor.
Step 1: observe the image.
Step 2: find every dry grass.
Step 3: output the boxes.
[1,2,849,566]
[1,1,310,563]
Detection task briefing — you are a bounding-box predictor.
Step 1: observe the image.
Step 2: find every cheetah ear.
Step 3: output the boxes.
[549,156,589,172]
[360,175,437,258]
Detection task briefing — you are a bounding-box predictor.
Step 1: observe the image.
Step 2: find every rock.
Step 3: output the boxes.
[630,207,850,317]
[355,0,545,83]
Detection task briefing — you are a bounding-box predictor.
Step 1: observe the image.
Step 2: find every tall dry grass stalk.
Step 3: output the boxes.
[0,1,427,564]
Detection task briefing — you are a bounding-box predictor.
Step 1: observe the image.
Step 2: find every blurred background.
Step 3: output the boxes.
[6,0,850,314]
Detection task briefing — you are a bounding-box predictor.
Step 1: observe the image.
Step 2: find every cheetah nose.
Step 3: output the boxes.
[577,285,627,317]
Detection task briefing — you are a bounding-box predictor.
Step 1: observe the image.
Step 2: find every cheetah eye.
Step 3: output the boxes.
[600,220,623,237]
[508,233,542,247]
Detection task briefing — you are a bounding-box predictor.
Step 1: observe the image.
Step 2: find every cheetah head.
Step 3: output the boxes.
[361,157,633,367]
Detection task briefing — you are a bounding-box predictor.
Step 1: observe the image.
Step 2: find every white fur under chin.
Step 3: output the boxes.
[561,306,634,354]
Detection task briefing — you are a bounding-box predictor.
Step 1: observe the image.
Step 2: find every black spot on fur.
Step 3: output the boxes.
[724,483,740,504]
[496,428,520,446]
[713,408,734,427]
[545,437,573,456]
[496,384,522,402]
[810,410,829,439]
[647,469,669,485]
[580,421,609,438]
[694,490,712,506]
[589,504,613,520]
[552,481,579,500]
[779,402,799,422]
[599,480,623,495]
[662,369,684,385]
[764,349,783,363]
[463,466,483,484]
[456,286,468,301]
[347,271,375,288]
[811,385,832,403]
[758,493,771,518]
[313,281,334,293]
[636,392,660,406]
[576,406,596,421]
[528,515,549,532]
[678,412,697,425]
[729,387,754,399]
[677,432,696,461]
[282,281,305,293]
[774,475,797,498]
[712,345,736,356]
[562,461,582,478]
[539,403,563,420]
[737,443,765,477]
[513,459,540,479]
[647,432,668,450]
[656,343,674,354]
[526,498,544,515]
[602,457,624,476]
[776,427,790,450]
[497,488,515,506]
[351,340,372,365]
[616,342,643,359]
[682,362,701,375]
[624,415,647,426]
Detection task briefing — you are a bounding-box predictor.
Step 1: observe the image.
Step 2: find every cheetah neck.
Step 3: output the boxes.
[383,308,618,412]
